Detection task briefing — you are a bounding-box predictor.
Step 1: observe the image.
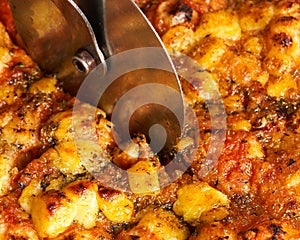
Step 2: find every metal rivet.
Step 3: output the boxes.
[72,49,96,74]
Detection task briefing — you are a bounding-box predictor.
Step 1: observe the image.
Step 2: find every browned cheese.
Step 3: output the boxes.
[0,0,299,239]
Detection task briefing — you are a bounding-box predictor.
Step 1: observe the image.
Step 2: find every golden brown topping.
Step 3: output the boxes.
[173,182,230,225]
[0,0,300,239]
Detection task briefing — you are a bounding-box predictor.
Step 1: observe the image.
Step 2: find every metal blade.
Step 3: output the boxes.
[9,0,184,154]
[80,0,184,153]
[8,0,105,95]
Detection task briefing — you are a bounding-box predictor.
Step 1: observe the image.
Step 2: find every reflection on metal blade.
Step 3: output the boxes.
[9,0,184,154]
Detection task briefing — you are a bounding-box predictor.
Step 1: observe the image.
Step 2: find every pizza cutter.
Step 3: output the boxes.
[8,0,184,154]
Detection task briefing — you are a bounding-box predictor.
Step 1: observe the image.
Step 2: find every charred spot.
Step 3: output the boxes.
[7,235,27,240]
[58,192,66,199]
[250,228,258,233]
[8,78,18,85]
[287,158,296,166]
[231,194,252,208]
[40,181,48,191]
[169,1,182,15]
[274,99,296,117]
[47,137,57,147]
[179,3,193,21]
[45,190,69,214]
[15,62,25,67]
[49,121,60,131]
[98,188,121,201]
[214,179,219,187]
[69,182,88,196]
[15,143,24,150]
[131,236,140,240]
[268,223,285,236]
[73,172,91,180]
[32,98,41,109]
[273,32,293,48]
[158,147,177,165]
[15,128,26,133]
[168,2,194,22]
[18,181,26,189]
[285,200,299,213]
[17,111,25,119]
[161,203,173,211]
[276,16,296,23]
[20,92,27,99]
[47,201,58,213]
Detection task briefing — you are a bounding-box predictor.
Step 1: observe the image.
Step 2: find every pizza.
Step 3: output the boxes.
[0,0,299,239]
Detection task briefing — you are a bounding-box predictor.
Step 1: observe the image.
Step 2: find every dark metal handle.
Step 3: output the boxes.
[72,0,110,58]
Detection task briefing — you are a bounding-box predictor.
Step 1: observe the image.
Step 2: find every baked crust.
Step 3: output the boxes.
[0,0,299,239]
